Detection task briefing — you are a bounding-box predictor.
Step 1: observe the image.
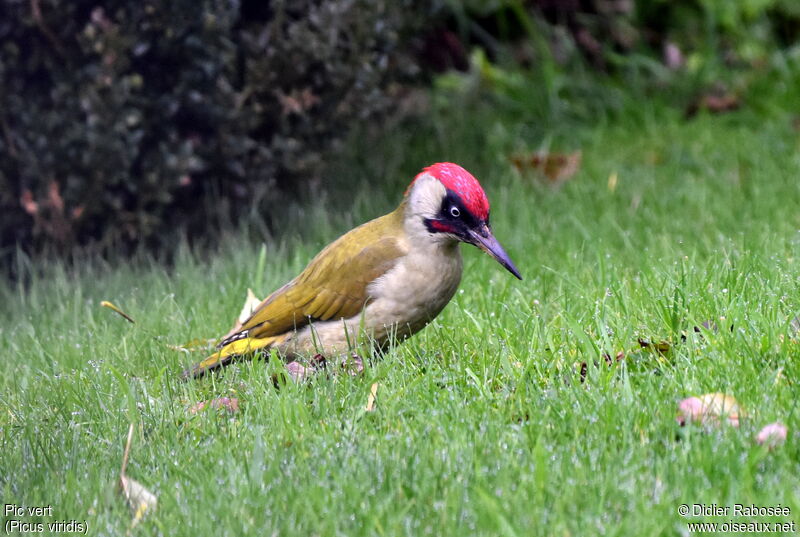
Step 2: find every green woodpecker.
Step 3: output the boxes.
[184,162,521,379]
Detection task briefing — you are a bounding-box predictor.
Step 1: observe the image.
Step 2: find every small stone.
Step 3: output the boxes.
[755,422,788,447]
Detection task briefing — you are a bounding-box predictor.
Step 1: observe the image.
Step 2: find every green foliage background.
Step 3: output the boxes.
[1,0,799,262]
[0,0,424,257]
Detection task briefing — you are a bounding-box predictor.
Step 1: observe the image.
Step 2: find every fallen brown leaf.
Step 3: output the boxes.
[510,150,582,184]
[118,424,157,529]
[100,300,136,323]
[276,87,320,116]
[686,93,740,117]
[20,189,38,215]
[602,351,626,366]
[120,475,157,530]
[47,180,64,212]
[365,383,379,412]
[579,351,626,384]
[19,180,78,245]
[637,338,671,355]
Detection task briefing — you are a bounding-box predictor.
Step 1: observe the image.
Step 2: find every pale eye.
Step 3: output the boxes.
[450,206,460,218]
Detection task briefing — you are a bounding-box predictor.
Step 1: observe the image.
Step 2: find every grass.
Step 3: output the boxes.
[3,66,800,536]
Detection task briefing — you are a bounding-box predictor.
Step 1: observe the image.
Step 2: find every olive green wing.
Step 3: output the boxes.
[224,209,407,343]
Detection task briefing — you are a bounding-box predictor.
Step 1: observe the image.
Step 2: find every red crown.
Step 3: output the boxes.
[410,162,489,221]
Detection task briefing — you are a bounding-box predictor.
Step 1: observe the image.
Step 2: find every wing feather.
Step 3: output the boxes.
[226,206,407,343]
[319,294,346,321]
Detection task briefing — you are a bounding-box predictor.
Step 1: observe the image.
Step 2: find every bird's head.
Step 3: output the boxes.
[405,162,522,280]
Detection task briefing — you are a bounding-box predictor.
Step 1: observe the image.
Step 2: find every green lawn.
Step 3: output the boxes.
[2,70,800,535]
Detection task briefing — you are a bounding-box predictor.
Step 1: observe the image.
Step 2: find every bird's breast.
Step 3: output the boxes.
[365,244,463,337]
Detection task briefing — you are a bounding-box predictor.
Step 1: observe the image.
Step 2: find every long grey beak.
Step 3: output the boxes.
[468,225,522,280]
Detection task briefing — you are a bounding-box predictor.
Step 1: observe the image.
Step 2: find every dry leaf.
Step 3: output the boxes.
[47,180,64,212]
[700,94,740,113]
[100,300,136,323]
[118,424,157,529]
[19,180,78,244]
[276,87,320,116]
[120,475,158,529]
[676,393,743,427]
[510,151,582,183]
[637,338,671,355]
[188,397,240,415]
[755,422,788,448]
[20,189,38,215]
[602,351,626,366]
[687,92,740,117]
[580,351,625,384]
[365,383,379,412]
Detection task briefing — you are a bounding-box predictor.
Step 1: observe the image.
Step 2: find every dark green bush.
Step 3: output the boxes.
[4,0,798,262]
[0,0,425,257]
[453,0,800,71]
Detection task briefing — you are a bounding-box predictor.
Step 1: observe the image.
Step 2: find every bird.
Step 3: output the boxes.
[183,162,521,379]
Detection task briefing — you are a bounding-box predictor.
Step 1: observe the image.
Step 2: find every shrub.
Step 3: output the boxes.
[0,0,425,257]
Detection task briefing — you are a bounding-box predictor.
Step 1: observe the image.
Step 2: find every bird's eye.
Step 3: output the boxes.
[450,206,460,218]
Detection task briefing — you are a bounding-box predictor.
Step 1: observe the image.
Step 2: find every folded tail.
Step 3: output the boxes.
[181,335,282,380]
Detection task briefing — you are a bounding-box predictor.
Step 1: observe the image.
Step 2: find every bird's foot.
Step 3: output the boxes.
[273,354,327,385]
[303,353,364,376]
[274,353,364,385]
